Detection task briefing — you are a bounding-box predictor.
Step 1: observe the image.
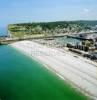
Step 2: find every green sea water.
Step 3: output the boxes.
[0,45,89,100]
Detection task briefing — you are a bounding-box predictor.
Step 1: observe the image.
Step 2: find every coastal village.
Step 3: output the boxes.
[2,21,97,62]
[66,32,97,61]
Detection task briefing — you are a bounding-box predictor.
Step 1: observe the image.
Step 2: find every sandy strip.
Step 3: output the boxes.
[10,40,97,99]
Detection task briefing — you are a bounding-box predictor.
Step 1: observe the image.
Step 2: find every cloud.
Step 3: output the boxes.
[83,8,90,13]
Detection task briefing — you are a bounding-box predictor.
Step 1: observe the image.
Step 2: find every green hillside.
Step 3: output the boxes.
[8,20,97,37]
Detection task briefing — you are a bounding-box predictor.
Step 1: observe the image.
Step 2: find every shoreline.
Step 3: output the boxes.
[10,40,97,100]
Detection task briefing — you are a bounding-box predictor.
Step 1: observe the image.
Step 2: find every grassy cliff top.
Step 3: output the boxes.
[8,20,97,37]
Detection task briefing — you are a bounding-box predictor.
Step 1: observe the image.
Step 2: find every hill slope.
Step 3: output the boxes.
[8,20,97,37]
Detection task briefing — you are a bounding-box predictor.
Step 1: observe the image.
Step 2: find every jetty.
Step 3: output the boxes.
[0,34,67,45]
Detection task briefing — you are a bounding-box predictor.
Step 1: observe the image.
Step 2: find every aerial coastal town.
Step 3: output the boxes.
[1,0,97,100]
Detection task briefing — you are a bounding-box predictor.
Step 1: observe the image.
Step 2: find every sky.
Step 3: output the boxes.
[0,0,97,27]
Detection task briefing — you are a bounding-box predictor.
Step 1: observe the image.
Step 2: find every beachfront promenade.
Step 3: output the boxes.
[11,41,97,99]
